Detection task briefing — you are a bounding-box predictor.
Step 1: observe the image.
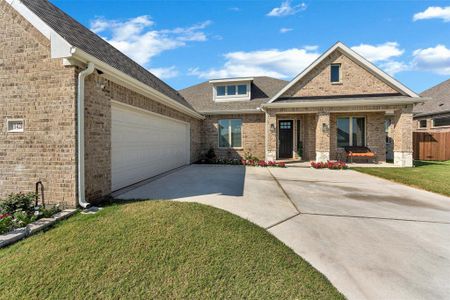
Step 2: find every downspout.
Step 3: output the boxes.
[77,63,95,208]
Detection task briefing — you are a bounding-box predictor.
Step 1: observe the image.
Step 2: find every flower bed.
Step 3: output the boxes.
[197,158,286,168]
[0,192,61,235]
[310,161,348,170]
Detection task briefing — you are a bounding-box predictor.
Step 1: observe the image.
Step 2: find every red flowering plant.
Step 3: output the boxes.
[311,160,347,170]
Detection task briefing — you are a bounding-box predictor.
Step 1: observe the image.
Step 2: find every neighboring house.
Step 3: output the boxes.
[414,79,450,132]
[0,0,423,208]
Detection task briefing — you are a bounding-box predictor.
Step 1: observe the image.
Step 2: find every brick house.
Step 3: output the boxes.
[414,79,450,133]
[0,0,423,208]
[181,44,422,167]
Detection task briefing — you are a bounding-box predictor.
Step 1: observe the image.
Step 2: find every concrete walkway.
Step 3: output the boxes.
[116,165,450,300]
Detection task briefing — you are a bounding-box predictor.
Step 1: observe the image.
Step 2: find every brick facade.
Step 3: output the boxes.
[0,2,78,207]
[0,2,203,207]
[282,50,399,98]
[202,113,265,160]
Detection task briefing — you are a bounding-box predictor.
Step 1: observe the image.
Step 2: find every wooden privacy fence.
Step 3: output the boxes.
[413,132,450,161]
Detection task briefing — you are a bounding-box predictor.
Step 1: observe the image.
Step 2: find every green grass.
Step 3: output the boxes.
[0,201,342,299]
[354,160,450,197]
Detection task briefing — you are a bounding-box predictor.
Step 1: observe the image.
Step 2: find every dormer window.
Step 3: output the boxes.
[210,78,253,102]
[330,64,341,83]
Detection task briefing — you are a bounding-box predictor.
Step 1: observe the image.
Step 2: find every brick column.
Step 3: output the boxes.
[265,110,277,161]
[315,112,331,162]
[393,105,413,167]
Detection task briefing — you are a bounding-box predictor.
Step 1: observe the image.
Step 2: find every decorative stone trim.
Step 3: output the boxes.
[394,152,413,167]
[316,151,330,162]
[0,209,77,248]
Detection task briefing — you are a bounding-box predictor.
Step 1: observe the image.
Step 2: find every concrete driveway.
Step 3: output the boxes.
[116,165,450,300]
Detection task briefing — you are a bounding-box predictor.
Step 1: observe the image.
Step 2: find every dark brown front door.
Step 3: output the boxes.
[279,120,293,159]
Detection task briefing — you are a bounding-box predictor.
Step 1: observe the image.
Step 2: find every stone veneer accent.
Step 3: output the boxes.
[282,50,399,98]
[0,2,78,207]
[84,73,202,202]
[393,105,413,167]
[202,113,265,160]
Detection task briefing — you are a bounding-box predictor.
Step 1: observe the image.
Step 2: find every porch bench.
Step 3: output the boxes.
[344,146,377,164]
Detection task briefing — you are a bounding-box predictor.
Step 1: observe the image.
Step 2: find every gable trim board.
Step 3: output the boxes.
[262,96,426,109]
[6,0,203,121]
[269,42,419,103]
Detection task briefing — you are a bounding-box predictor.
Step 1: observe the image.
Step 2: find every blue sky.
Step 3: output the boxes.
[53,0,450,93]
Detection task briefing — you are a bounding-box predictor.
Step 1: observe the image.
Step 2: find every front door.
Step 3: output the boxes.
[279,120,293,159]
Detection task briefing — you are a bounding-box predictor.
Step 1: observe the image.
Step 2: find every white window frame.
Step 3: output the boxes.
[330,63,342,84]
[218,119,243,149]
[418,119,428,129]
[6,118,25,133]
[213,82,251,102]
[337,116,367,148]
[432,116,450,128]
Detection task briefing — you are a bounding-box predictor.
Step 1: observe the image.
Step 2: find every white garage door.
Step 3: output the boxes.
[111,102,190,191]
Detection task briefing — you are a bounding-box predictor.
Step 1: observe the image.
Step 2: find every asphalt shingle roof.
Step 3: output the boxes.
[415,79,450,116]
[179,77,288,112]
[20,0,194,110]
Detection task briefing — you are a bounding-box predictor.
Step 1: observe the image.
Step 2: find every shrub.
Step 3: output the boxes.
[310,161,348,170]
[0,214,13,234]
[0,192,61,235]
[205,147,216,160]
[0,192,36,215]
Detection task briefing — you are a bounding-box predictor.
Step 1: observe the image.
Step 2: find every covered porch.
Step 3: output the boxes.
[263,101,415,167]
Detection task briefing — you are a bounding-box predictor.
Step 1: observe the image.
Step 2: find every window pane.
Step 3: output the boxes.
[217,86,225,96]
[352,117,365,146]
[331,64,340,83]
[218,120,230,147]
[227,85,236,95]
[230,119,242,147]
[419,120,427,128]
[237,85,247,95]
[433,117,450,127]
[337,117,350,147]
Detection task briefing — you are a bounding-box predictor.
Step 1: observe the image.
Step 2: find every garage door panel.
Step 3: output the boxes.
[111,103,190,191]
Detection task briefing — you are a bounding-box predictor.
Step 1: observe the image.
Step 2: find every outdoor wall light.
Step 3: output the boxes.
[270,123,276,132]
[322,123,329,133]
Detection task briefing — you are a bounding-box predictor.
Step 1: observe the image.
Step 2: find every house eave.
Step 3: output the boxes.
[261,97,425,109]
[70,48,205,120]
[199,109,263,115]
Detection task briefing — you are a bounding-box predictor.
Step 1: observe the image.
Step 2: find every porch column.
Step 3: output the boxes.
[265,110,277,161]
[315,111,331,162]
[393,105,413,167]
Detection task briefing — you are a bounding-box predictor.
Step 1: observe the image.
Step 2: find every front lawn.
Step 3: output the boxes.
[354,160,450,197]
[0,201,342,299]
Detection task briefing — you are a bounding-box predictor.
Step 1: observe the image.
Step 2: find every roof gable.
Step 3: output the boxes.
[269,42,419,102]
[8,0,196,113]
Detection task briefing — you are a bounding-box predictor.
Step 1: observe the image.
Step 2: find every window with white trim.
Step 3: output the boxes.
[330,64,341,83]
[337,117,365,147]
[433,116,450,127]
[218,119,242,148]
[418,119,427,129]
[213,83,250,101]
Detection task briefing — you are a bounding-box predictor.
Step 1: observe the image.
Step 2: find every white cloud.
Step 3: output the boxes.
[412,45,450,75]
[351,42,408,75]
[351,42,404,62]
[413,6,450,22]
[149,66,179,79]
[229,7,240,12]
[189,47,320,79]
[280,27,293,33]
[267,0,307,17]
[90,16,211,68]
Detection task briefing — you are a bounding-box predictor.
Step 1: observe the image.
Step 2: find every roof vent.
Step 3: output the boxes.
[439,103,444,106]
